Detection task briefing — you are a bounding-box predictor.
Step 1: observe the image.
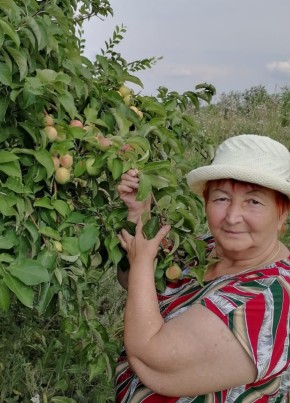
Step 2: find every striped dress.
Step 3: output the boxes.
[115,238,290,402]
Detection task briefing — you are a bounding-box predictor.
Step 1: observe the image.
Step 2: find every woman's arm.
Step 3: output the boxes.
[118,219,257,397]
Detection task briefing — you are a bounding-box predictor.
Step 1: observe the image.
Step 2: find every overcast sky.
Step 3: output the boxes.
[83,0,290,100]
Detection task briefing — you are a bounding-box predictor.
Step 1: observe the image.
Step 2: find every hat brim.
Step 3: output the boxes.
[187,164,290,199]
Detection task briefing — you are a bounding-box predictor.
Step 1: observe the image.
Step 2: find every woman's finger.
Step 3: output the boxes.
[155,225,171,244]
[118,231,132,251]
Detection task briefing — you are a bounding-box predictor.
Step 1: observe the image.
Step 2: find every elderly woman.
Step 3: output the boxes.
[115,134,290,402]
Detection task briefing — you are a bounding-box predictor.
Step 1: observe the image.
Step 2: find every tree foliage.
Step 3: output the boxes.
[0,0,215,400]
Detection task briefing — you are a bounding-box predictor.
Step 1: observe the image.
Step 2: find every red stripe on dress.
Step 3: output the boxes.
[245,293,266,364]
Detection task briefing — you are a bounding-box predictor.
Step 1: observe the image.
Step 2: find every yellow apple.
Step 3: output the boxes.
[123,95,131,106]
[55,167,70,184]
[130,106,143,119]
[53,241,63,252]
[118,85,131,97]
[43,114,54,126]
[44,126,58,141]
[52,156,60,170]
[165,265,182,282]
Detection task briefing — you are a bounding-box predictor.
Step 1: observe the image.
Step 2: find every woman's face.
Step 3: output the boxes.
[205,180,287,257]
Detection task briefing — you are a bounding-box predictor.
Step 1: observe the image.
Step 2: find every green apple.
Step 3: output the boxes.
[85,158,100,176]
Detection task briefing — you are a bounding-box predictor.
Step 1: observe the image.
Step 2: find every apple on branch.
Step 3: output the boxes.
[118,85,131,97]
[130,106,144,119]
[95,136,113,151]
[165,264,182,282]
[120,144,134,152]
[69,119,83,128]
[85,158,99,176]
[44,126,58,141]
[59,154,74,169]
[43,114,54,126]
[52,156,60,170]
[54,167,71,184]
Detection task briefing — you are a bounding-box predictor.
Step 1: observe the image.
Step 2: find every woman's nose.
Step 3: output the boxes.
[225,202,243,224]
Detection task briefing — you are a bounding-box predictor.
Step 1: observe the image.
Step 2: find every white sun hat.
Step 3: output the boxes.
[187,134,290,198]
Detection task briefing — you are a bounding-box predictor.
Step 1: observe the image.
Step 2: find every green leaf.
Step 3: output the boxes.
[142,160,171,174]
[141,98,166,116]
[9,258,49,285]
[37,283,59,314]
[3,273,34,308]
[36,68,58,83]
[52,200,71,217]
[0,150,19,163]
[147,173,175,189]
[6,46,28,81]
[0,96,9,122]
[79,225,99,253]
[58,91,78,119]
[0,161,21,177]
[51,397,77,403]
[143,216,160,239]
[107,157,123,180]
[18,122,38,143]
[0,62,12,85]
[62,237,79,255]
[0,0,21,19]
[23,221,40,244]
[24,16,42,49]
[0,198,17,217]
[0,19,20,48]
[2,177,28,194]
[111,109,131,136]
[136,172,152,201]
[0,280,10,311]
[34,150,55,179]
[37,249,58,271]
[89,354,107,381]
[39,226,61,241]
[123,74,144,88]
[105,243,122,265]
[0,253,13,263]
[34,196,54,209]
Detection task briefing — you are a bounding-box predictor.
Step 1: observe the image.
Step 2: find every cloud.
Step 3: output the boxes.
[267,60,290,76]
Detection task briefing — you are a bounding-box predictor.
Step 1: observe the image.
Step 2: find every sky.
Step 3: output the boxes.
[83,0,290,100]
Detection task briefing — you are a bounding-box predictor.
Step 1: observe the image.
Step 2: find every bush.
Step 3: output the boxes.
[0,1,214,400]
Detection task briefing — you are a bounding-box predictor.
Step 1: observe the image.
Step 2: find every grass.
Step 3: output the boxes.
[194,85,290,148]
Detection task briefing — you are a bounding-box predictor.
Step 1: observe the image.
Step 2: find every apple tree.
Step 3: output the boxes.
[0,0,215,400]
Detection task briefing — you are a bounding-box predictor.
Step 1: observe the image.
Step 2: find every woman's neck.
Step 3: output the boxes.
[205,241,289,281]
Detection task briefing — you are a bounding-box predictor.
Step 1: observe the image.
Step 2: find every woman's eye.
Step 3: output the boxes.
[213,197,229,202]
[248,199,261,205]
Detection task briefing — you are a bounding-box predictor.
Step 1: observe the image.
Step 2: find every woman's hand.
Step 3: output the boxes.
[117,169,151,223]
[118,218,171,268]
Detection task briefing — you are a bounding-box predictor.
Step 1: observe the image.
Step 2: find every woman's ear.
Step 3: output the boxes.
[278,208,289,234]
